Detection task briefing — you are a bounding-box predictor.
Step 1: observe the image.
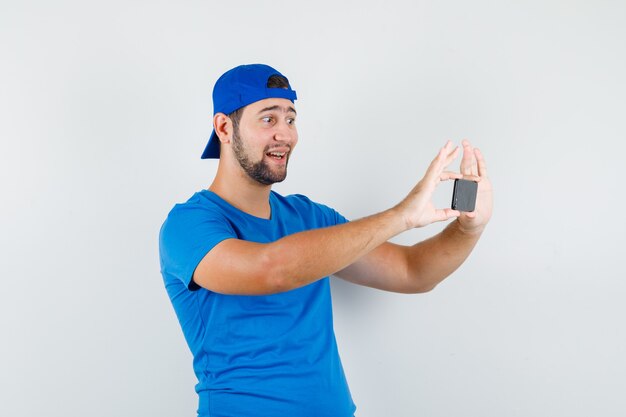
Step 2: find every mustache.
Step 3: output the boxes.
[264,143,292,153]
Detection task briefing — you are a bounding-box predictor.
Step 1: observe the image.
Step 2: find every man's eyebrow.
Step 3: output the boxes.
[257,105,297,115]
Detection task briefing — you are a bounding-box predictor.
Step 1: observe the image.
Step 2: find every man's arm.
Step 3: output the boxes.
[193,141,469,295]
[334,220,484,293]
[335,140,493,293]
[193,209,406,295]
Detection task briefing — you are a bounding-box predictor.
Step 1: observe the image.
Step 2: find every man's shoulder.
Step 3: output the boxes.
[161,190,227,230]
[272,191,315,206]
[166,190,227,215]
[271,191,347,227]
[271,191,327,213]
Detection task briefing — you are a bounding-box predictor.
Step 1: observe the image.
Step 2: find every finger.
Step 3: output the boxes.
[437,141,455,161]
[460,140,472,175]
[433,208,461,222]
[461,174,481,182]
[460,211,477,219]
[474,148,488,178]
[426,143,459,182]
[460,139,478,176]
[440,171,463,181]
[438,142,460,170]
[445,145,460,167]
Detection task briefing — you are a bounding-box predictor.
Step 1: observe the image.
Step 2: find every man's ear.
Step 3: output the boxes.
[213,113,232,144]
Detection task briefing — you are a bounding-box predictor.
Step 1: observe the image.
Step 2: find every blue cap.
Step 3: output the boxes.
[201,64,298,159]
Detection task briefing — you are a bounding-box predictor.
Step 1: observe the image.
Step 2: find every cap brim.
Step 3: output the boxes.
[201,131,221,159]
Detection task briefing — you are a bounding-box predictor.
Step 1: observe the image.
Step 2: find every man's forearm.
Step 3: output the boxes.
[264,208,407,292]
[405,219,485,292]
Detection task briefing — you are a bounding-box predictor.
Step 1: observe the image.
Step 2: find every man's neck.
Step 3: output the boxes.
[209,165,273,220]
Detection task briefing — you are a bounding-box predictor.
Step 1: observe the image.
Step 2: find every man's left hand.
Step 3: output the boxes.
[456,139,493,234]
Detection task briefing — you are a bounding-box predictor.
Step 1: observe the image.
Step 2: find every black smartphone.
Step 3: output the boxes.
[451,179,478,212]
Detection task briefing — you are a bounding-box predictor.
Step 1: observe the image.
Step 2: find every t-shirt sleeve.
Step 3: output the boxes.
[159,204,236,290]
[289,194,349,228]
[320,203,349,226]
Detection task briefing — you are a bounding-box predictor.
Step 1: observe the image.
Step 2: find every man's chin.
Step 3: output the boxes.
[250,171,288,186]
[262,163,288,184]
[259,172,287,185]
[240,159,289,185]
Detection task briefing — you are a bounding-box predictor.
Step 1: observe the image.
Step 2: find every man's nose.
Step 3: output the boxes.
[273,121,294,141]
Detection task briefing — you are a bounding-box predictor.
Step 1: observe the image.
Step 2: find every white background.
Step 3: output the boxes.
[2,1,625,416]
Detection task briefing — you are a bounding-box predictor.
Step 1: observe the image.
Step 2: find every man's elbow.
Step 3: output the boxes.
[259,247,293,294]
[403,274,442,294]
[414,282,438,293]
[402,281,438,294]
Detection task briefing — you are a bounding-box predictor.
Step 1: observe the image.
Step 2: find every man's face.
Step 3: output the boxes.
[230,98,298,185]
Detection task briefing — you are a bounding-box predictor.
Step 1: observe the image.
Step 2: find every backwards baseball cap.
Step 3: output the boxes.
[201,64,298,159]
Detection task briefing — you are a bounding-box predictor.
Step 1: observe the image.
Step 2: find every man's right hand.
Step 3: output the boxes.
[394,141,475,230]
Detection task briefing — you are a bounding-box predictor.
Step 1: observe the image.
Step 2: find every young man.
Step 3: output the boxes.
[159,64,493,417]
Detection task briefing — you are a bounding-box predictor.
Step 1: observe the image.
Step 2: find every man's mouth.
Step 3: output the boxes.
[265,149,289,161]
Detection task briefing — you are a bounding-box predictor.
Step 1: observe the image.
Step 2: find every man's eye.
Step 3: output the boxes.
[287,118,296,125]
[262,116,273,123]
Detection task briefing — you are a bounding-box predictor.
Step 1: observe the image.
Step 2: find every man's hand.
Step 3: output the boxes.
[395,141,469,229]
[456,139,493,234]
[336,140,492,293]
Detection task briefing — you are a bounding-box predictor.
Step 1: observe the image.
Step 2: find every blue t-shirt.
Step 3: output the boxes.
[159,190,356,417]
